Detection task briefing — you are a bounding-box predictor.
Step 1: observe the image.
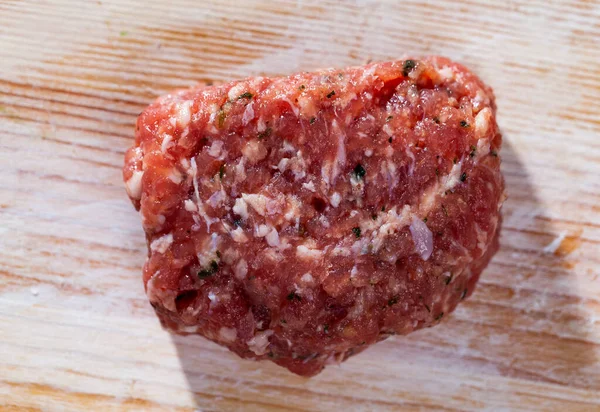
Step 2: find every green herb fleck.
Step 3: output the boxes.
[460,120,470,128]
[233,219,243,228]
[219,164,225,179]
[435,312,444,321]
[352,227,361,238]
[299,84,306,91]
[323,324,329,334]
[388,296,399,306]
[461,289,468,300]
[442,204,448,216]
[424,304,431,312]
[310,117,316,124]
[353,163,366,179]
[491,150,498,157]
[198,260,219,279]
[280,319,287,324]
[371,214,377,220]
[445,274,453,285]
[237,92,253,100]
[257,127,272,140]
[433,116,440,124]
[338,72,344,79]
[460,172,467,182]
[326,90,336,98]
[470,145,477,157]
[217,109,226,128]
[386,115,393,122]
[435,168,439,176]
[120,30,128,36]
[287,291,301,301]
[402,59,416,77]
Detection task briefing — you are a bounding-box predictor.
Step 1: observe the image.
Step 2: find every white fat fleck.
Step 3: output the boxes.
[350,265,358,278]
[301,273,314,283]
[330,192,341,208]
[197,233,220,267]
[278,158,290,172]
[372,205,412,252]
[321,161,332,188]
[405,148,416,175]
[290,151,307,181]
[255,224,270,237]
[442,162,463,192]
[265,228,281,248]
[176,100,192,128]
[282,141,296,153]
[409,218,433,261]
[242,140,267,164]
[184,199,198,212]
[150,233,173,254]
[247,330,274,356]
[330,120,346,183]
[234,259,248,280]
[380,160,398,190]
[296,245,323,260]
[257,117,267,133]
[233,197,249,220]
[297,94,317,117]
[207,190,225,208]
[168,169,183,184]
[190,157,215,231]
[382,123,394,137]
[475,223,489,252]
[161,134,173,153]
[230,227,249,243]
[208,140,224,157]
[543,231,568,254]
[242,193,268,216]
[125,170,144,200]
[208,291,219,306]
[318,215,330,228]
[208,103,220,125]
[302,181,316,192]
[476,138,491,160]
[242,101,255,125]
[475,107,492,138]
[227,84,246,101]
[284,196,302,221]
[219,327,237,343]
[332,247,351,257]
[473,90,489,111]
[438,66,455,81]
[365,148,373,157]
[235,158,247,183]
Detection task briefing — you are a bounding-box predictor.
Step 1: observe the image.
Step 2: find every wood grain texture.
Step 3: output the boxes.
[1,0,599,410]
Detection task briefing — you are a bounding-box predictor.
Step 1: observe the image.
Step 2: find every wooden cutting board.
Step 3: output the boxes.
[1,0,599,410]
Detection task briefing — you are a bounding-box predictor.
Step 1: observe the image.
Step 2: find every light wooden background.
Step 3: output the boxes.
[1,0,599,410]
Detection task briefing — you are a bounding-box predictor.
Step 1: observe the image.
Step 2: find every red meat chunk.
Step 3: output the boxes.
[123,56,505,376]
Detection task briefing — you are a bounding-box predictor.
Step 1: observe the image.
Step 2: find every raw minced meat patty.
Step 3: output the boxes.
[123,56,505,376]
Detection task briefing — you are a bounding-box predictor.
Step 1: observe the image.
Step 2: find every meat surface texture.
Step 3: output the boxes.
[123,56,505,376]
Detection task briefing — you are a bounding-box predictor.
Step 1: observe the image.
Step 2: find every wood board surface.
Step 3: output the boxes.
[1,0,599,410]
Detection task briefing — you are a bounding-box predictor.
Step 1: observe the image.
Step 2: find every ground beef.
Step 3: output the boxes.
[123,56,505,377]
